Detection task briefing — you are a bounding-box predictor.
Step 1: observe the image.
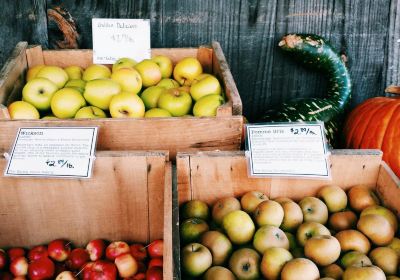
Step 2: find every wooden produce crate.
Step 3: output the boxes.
[0,42,243,160]
[174,149,400,278]
[0,151,173,279]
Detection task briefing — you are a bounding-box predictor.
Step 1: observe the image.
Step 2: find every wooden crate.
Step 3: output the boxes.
[174,149,400,278]
[0,42,243,160]
[0,150,173,279]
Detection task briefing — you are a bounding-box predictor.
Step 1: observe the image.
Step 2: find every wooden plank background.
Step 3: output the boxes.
[0,0,396,121]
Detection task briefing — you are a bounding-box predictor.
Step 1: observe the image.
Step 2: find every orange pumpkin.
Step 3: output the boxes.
[343,89,400,177]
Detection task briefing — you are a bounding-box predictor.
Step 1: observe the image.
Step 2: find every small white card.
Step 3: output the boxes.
[4,127,98,178]
[246,123,330,178]
[92,18,151,64]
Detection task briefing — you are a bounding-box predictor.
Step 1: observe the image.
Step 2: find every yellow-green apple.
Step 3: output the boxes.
[50,88,86,118]
[388,237,400,256]
[111,68,142,94]
[229,248,260,280]
[180,200,209,220]
[342,265,385,280]
[285,232,298,250]
[299,196,329,224]
[151,55,173,78]
[55,271,76,280]
[281,258,320,280]
[134,59,162,87]
[240,191,268,214]
[26,64,45,81]
[304,235,341,266]
[335,229,371,254]
[157,78,180,89]
[204,266,236,280]
[318,185,348,213]
[279,200,304,232]
[348,185,380,212]
[222,210,255,245]
[144,108,172,117]
[254,200,284,227]
[64,65,83,80]
[140,86,165,109]
[360,205,398,232]
[180,218,209,244]
[114,253,138,278]
[329,210,357,231]
[36,66,69,88]
[157,88,193,117]
[112,57,137,72]
[193,94,224,117]
[74,106,106,119]
[64,79,86,93]
[212,197,241,225]
[173,57,203,86]
[190,74,222,101]
[321,264,343,279]
[22,77,58,110]
[109,92,145,118]
[296,222,331,246]
[200,231,232,265]
[369,247,398,275]
[181,243,212,277]
[260,247,293,280]
[357,214,394,246]
[253,225,289,254]
[83,64,111,81]
[83,79,121,110]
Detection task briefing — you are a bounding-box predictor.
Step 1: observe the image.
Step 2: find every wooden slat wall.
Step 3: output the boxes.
[0,0,397,121]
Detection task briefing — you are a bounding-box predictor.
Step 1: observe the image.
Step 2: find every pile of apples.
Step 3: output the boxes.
[179,185,400,280]
[0,238,163,280]
[8,55,224,119]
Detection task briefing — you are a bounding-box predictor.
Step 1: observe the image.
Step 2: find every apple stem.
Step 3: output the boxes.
[75,262,89,277]
[65,241,72,247]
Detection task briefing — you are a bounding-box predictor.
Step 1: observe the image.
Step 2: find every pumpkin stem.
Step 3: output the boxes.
[385,85,400,96]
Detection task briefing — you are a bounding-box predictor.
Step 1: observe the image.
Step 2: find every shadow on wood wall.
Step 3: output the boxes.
[1,0,398,121]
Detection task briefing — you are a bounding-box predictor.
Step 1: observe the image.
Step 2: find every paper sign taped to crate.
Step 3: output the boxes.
[4,127,98,178]
[92,18,151,64]
[245,122,330,178]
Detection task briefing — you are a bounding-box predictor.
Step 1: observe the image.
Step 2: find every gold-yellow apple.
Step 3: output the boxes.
[83,79,121,110]
[26,64,45,81]
[112,57,137,72]
[111,68,142,94]
[173,57,203,86]
[151,55,173,78]
[50,88,86,118]
[83,64,111,81]
[109,92,145,118]
[193,94,224,117]
[190,74,222,101]
[140,86,165,109]
[134,59,162,87]
[157,78,180,89]
[74,106,106,119]
[8,100,40,119]
[144,108,172,118]
[22,77,58,111]
[64,65,83,80]
[36,66,69,88]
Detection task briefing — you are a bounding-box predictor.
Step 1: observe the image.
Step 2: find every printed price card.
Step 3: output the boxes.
[4,127,98,178]
[245,123,330,178]
[92,18,151,64]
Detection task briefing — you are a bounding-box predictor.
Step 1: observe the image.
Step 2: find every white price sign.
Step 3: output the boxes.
[92,18,151,64]
[4,127,98,178]
[246,123,330,178]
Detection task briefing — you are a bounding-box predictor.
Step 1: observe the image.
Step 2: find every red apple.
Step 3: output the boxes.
[137,262,146,273]
[48,240,71,262]
[129,244,147,262]
[28,257,55,280]
[0,249,7,270]
[131,272,146,280]
[115,254,138,278]
[10,256,28,277]
[55,271,76,280]
[66,248,89,270]
[147,240,163,258]
[86,240,106,262]
[0,271,13,280]
[148,258,162,268]
[28,246,48,262]
[145,267,162,280]
[90,260,117,280]
[105,242,130,261]
[8,248,25,262]
[81,262,94,280]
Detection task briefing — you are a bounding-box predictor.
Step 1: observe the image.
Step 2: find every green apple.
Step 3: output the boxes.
[222,210,255,245]
[8,101,40,119]
[65,79,86,91]
[182,243,212,277]
[190,74,222,101]
[83,64,111,81]
[50,88,86,118]
[83,79,121,110]
[22,77,58,110]
[193,94,224,117]
[180,218,209,244]
[157,88,193,117]
[109,92,145,118]
[64,65,83,80]
[36,66,69,88]
[200,231,233,266]
[112,57,137,72]
[134,59,162,87]
[144,108,172,118]
[26,64,45,81]
[229,248,260,280]
[111,68,142,94]
[204,266,236,280]
[151,55,173,78]
[181,200,209,220]
[156,78,180,89]
[253,225,289,254]
[173,57,203,86]
[74,106,106,119]
[140,86,165,109]
[260,247,293,280]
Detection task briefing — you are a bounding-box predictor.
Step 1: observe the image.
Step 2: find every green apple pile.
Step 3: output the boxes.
[179,185,400,280]
[8,55,225,120]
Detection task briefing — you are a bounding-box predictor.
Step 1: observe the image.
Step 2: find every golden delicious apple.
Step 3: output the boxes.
[112,57,137,72]
[83,79,121,110]
[8,101,40,119]
[74,106,106,119]
[193,94,224,117]
[173,57,203,86]
[64,65,83,80]
[109,92,145,118]
[134,59,162,87]
[151,55,173,78]
[50,88,86,118]
[64,79,86,92]
[111,68,142,94]
[83,64,111,81]
[190,74,222,101]
[36,66,69,88]
[157,78,180,89]
[26,64,45,81]
[157,88,192,117]
[22,77,58,111]
[144,108,172,118]
[140,86,165,109]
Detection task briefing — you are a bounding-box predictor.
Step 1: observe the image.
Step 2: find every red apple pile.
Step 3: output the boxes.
[180,185,400,280]
[0,239,163,280]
